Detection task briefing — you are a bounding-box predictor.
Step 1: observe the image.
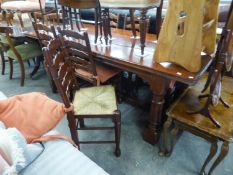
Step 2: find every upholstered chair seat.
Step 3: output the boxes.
[0,34,24,75]
[0,26,43,86]
[1,0,45,27]
[6,43,42,61]
[73,85,117,115]
[99,0,161,8]
[1,0,45,12]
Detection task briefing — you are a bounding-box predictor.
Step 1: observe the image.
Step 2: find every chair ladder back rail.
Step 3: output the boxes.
[33,22,57,48]
[58,28,97,76]
[43,39,79,108]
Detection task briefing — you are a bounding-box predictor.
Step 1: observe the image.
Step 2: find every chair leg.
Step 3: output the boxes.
[98,7,103,41]
[75,9,81,31]
[17,12,24,28]
[94,7,99,44]
[19,60,25,86]
[106,9,112,39]
[79,118,85,128]
[67,113,80,150]
[8,58,13,79]
[170,125,179,154]
[159,117,173,156]
[0,50,5,75]
[116,73,123,103]
[114,110,121,157]
[30,57,41,77]
[129,9,137,38]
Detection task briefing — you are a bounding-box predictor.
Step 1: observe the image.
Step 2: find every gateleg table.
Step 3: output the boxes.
[85,25,213,144]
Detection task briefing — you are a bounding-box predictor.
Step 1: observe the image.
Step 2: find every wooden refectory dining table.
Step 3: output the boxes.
[22,23,213,145]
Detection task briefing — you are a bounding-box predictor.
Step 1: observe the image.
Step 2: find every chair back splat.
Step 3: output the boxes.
[33,22,59,92]
[58,28,98,82]
[43,38,79,107]
[33,22,57,47]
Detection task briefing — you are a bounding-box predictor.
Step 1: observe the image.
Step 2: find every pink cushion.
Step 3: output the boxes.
[1,0,45,12]
[0,92,67,143]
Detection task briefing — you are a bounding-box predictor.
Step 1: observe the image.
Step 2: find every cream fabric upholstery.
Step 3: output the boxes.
[73,85,117,115]
[100,0,161,8]
[1,0,45,12]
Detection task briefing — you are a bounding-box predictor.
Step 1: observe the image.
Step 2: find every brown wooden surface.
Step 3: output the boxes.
[22,24,213,85]
[84,24,213,85]
[168,74,233,142]
[155,0,219,73]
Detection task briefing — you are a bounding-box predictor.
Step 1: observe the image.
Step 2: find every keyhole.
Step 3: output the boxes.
[177,11,187,36]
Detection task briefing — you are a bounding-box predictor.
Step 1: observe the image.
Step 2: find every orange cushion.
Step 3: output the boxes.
[0,92,66,143]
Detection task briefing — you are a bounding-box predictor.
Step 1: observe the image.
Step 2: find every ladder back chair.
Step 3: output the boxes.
[32,21,57,92]
[0,26,42,86]
[43,38,121,157]
[57,27,121,86]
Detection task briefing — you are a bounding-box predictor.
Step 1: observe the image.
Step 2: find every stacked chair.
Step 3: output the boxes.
[57,27,121,86]
[43,37,121,157]
[33,22,57,92]
[32,21,122,156]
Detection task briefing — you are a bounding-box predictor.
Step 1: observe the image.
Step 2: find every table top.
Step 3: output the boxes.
[168,74,233,142]
[85,25,213,85]
[20,23,213,85]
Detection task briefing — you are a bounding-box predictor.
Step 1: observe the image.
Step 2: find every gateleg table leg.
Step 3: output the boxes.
[208,141,229,175]
[200,140,218,175]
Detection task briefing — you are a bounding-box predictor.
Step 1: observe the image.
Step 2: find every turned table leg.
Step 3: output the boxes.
[139,9,148,56]
[143,76,171,144]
